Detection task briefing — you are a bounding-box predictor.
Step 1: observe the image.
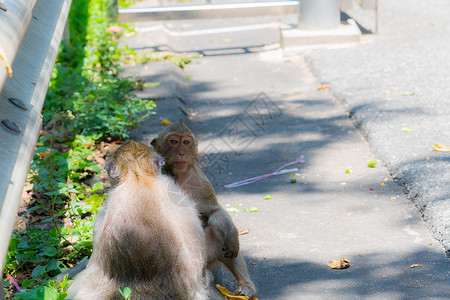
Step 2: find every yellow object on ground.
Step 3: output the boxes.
[433,144,450,152]
[216,284,258,300]
[326,257,351,269]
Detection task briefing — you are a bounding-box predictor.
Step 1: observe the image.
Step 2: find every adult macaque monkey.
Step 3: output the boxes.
[151,120,256,297]
[67,140,209,300]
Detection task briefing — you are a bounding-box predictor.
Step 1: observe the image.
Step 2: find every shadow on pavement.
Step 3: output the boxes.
[214,249,450,299]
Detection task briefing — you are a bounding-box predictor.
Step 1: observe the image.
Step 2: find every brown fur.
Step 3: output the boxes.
[151,120,257,297]
[67,141,208,300]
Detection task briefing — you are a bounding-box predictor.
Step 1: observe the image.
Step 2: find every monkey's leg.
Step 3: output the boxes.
[219,254,256,297]
[208,207,240,259]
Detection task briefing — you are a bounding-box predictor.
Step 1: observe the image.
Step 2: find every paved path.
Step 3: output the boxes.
[124,3,450,298]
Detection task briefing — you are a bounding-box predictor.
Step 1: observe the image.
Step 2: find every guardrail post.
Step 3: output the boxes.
[298,0,340,29]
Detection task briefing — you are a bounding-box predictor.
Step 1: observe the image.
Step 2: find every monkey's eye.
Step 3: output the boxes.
[183,139,191,145]
[169,139,178,145]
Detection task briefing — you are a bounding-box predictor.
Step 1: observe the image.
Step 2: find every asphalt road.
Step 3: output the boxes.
[306,0,450,256]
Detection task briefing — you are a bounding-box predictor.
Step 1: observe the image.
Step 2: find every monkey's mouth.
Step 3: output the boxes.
[174,161,187,165]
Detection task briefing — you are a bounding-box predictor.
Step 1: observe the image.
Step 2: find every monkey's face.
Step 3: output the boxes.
[163,133,197,173]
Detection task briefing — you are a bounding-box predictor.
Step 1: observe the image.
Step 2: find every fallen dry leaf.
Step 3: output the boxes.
[216,284,258,300]
[317,83,330,90]
[326,257,350,270]
[161,119,172,125]
[433,144,450,152]
[238,228,249,235]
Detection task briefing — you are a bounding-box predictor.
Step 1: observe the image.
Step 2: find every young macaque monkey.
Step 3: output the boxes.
[151,120,256,297]
[67,140,209,300]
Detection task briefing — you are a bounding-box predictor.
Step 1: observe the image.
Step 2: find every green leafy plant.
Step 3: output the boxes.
[45,0,156,139]
[119,0,136,8]
[119,287,132,299]
[122,51,202,69]
[13,275,72,300]
[2,0,157,298]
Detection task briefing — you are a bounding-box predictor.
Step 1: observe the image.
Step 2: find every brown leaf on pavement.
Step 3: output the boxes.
[238,228,249,235]
[317,83,330,90]
[327,257,350,269]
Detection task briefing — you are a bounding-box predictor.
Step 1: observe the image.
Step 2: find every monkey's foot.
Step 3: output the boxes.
[233,282,256,298]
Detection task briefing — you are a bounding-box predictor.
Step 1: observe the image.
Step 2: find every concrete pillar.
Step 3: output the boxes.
[298,0,340,29]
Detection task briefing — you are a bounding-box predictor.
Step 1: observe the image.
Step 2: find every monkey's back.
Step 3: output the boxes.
[105,176,205,296]
[69,175,207,300]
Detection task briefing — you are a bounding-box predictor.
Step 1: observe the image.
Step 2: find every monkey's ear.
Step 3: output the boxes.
[151,138,157,147]
[104,162,120,181]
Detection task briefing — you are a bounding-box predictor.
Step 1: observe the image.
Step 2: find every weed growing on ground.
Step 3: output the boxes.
[2,0,201,295]
[2,0,157,298]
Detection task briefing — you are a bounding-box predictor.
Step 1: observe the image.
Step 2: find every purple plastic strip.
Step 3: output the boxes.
[224,155,305,188]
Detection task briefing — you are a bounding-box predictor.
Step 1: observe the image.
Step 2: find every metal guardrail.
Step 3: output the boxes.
[118,0,299,22]
[0,0,72,297]
[0,0,35,93]
[118,0,377,31]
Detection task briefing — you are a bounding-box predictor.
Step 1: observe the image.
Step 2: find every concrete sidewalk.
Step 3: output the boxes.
[123,2,450,298]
